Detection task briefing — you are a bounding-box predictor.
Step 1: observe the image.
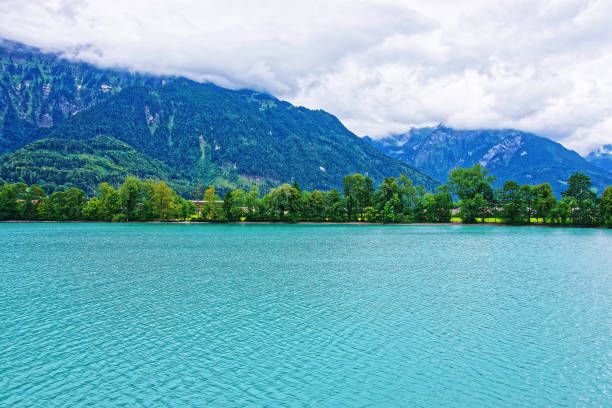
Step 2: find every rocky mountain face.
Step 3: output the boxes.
[0,39,167,153]
[0,39,438,194]
[365,125,612,196]
[586,144,612,173]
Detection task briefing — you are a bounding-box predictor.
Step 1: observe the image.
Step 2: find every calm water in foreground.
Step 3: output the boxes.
[1,223,611,407]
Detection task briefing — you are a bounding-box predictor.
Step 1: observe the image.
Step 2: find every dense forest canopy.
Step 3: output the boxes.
[0,136,191,196]
[2,166,611,227]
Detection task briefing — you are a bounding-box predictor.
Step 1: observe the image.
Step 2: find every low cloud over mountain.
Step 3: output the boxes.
[1,0,611,154]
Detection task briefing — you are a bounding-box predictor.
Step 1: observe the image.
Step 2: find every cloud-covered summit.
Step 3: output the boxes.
[1,0,611,155]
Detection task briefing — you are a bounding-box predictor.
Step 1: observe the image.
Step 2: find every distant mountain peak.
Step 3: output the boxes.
[586,144,612,173]
[591,144,612,155]
[365,126,612,196]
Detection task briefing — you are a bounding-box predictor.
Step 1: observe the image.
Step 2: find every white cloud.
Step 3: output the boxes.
[1,0,611,154]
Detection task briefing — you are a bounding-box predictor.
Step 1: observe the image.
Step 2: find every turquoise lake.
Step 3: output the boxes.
[1,223,611,407]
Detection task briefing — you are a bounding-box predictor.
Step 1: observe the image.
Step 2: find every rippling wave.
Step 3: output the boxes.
[0,224,610,407]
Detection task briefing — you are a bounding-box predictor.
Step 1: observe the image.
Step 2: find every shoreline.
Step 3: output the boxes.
[0,220,608,229]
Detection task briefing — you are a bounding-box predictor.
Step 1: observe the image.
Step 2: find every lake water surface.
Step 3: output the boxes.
[1,223,611,407]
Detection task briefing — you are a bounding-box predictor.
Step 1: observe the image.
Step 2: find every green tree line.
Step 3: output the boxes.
[0,176,196,222]
[1,166,611,226]
[445,165,612,227]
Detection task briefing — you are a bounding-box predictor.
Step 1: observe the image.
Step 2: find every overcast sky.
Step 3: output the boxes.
[1,0,611,154]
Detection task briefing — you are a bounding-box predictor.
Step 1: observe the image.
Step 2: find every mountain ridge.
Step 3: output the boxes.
[364,125,612,196]
[0,39,438,193]
[30,79,438,191]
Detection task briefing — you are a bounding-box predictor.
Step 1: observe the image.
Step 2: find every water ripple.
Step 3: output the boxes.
[0,223,611,407]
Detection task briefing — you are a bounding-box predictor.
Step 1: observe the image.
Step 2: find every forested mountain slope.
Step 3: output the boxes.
[0,39,438,193]
[0,136,190,195]
[37,80,438,191]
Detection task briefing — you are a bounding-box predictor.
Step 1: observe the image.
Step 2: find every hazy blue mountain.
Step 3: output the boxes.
[586,144,612,173]
[364,125,612,196]
[0,39,438,193]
